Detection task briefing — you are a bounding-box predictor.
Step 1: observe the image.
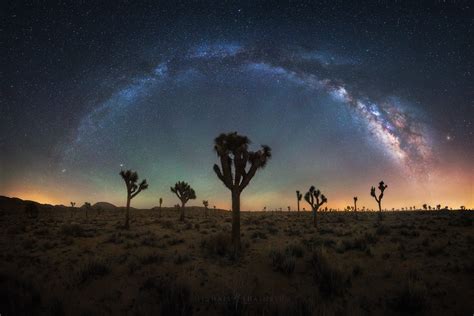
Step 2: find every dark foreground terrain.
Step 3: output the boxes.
[0,196,473,315]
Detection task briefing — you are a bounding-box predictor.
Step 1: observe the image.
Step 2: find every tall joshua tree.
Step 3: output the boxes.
[304,186,327,228]
[120,170,148,229]
[70,202,76,218]
[213,132,272,251]
[370,181,387,219]
[353,196,358,212]
[296,190,302,213]
[171,181,196,221]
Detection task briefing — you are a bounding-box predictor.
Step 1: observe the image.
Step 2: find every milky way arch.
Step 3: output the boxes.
[61,42,432,176]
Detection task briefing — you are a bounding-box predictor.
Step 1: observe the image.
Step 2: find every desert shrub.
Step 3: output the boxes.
[140,235,158,247]
[24,202,39,219]
[76,259,110,284]
[251,231,267,240]
[173,253,192,264]
[285,243,304,258]
[375,224,391,235]
[105,233,124,244]
[310,249,348,297]
[161,220,174,229]
[60,223,83,237]
[269,248,296,275]
[390,277,428,314]
[135,277,192,316]
[168,237,184,246]
[200,232,234,257]
[139,253,163,265]
[267,226,279,235]
[0,273,42,315]
[339,233,377,252]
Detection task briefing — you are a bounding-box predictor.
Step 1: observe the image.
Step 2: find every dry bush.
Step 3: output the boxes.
[269,248,296,275]
[75,259,110,284]
[134,276,192,316]
[200,232,237,260]
[60,223,83,237]
[310,249,349,297]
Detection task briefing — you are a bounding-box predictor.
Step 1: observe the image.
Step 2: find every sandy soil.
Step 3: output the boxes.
[1,197,473,315]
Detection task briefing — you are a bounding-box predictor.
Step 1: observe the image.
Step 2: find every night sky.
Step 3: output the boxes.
[2,1,473,210]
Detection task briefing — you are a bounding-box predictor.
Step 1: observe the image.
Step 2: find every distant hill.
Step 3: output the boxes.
[93,202,117,210]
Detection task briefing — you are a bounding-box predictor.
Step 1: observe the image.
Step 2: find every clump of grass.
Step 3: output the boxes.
[76,259,110,284]
[160,220,174,229]
[269,248,296,275]
[375,224,391,235]
[60,223,84,237]
[136,277,192,316]
[251,231,267,240]
[200,232,238,260]
[390,275,428,314]
[139,253,163,265]
[285,243,304,258]
[173,253,192,264]
[310,249,349,297]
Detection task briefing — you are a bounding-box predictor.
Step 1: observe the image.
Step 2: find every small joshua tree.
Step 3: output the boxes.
[171,181,196,221]
[370,181,387,219]
[353,196,358,212]
[203,200,209,217]
[83,202,92,219]
[70,202,76,218]
[296,190,302,213]
[304,186,327,228]
[159,197,163,217]
[422,204,427,210]
[213,132,272,251]
[120,169,148,229]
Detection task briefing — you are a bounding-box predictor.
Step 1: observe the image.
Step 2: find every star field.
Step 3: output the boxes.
[1,2,472,209]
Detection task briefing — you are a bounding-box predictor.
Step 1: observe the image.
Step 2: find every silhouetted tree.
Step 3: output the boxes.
[120,169,148,229]
[70,202,76,218]
[296,190,302,213]
[353,196,358,212]
[203,200,209,217]
[171,181,196,221]
[370,181,387,219]
[83,202,92,219]
[436,204,441,210]
[304,186,327,228]
[460,206,465,210]
[422,204,427,210]
[159,197,163,217]
[213,132,272,251]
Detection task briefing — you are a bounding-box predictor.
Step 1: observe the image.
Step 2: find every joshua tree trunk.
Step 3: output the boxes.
[312,209,318,228]
[180,201,185,221]
[231,188,241,251]
[125,196,131,229]
[297,200,300,212]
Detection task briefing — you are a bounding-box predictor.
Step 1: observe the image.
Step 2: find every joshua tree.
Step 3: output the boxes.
[213,132,272,251]
[353,196,358,212]
[436,204,441,210]
[304,186,327,228]
[159,197,163,217]
[171,181,196,221]
[203,200,209,217]
[296,190,302,213]
[120,169,148,229]
[83,202,92,219]
[70,202,76,217]
[370,181,387,219]
[422,204,427,210]
[287,206,291,211]
[460,206,465,210]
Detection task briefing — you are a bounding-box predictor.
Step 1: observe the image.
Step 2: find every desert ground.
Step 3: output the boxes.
[0,196,473,315]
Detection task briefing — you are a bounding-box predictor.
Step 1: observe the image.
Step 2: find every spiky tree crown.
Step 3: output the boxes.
[370,180,387,203]
[213,132,272,192]
[354,197,358,202]
[171,181,196,204]
[296,190,302,200]
[304,186,327,211]
[203,200,209,207]
[120,170,148,199]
